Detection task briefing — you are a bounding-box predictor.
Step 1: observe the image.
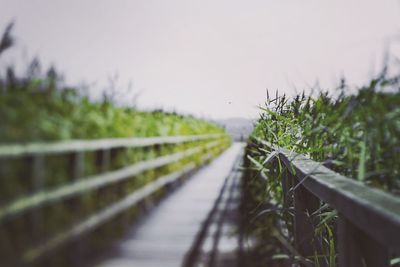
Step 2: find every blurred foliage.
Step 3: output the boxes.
[0,22,231,267]
[0,22,223,143]
[0,74,223,142]
[0,21,14,58]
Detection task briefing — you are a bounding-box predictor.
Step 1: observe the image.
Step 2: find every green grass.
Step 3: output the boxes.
[0,22,223,143]
[253,80,400,193]
[244,71,400,266]
[0,80,223,143]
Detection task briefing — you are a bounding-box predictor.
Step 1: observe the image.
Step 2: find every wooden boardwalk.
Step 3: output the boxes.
[94,143,245,267]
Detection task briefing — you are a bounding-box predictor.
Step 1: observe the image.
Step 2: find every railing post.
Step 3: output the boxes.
[32,155,45,191]
[291,172,327,267]
[119,148,130,231]
[31,155,44,243]
[338,215,390,267]
[96,149,110,172]
[68,151,85,265]
[281,166,293,209]
[70,152,84,180]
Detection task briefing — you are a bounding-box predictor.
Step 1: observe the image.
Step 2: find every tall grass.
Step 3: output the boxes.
[253,76,400,193]
[0,22,223,143]
[244,69,400,266]
[0,72,223,143]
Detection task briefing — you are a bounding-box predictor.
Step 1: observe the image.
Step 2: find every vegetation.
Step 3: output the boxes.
[0,23,223,144]
[244,69,400,266]
[0,68,223,143]
[254,80,400,193]
[0,23,231,267]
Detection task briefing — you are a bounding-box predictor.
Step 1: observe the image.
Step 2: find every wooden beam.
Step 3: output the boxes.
[0,134,224,158]
[254,138,400,252]
[0,141,221,220]
[338,215,389,267]
[22,155,213,264]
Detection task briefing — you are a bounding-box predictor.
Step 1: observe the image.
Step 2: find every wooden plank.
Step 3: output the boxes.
[283,160,327,266]
[67,151,85,266]
[182,168,232,267]
[254,138,400,253]
[183,150,244,267]
[293,182,327,267]
[338,215,364,267]
[0,141,221,220]
[338,215,390,267]
[0,134,224,158]
[31,155,45,191]
[281,165,293,209]
[95,149,111,172]
[22,153,213,264]
[30,155,45,244]
[208,171,240,267]
[69,152,84,180]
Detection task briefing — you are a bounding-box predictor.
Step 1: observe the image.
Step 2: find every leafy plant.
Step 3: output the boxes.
[244,69,400,266]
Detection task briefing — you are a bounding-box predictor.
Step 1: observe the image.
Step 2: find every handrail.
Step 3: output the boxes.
[0,133,224,158]
[22,155,212,263]
[0,140,221,221]
[0,132,229,267]
[253,137,400,267]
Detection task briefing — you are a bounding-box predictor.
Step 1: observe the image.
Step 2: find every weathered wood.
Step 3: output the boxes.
[96,149,110,172]
[0,141,221,220]
[338,215,390,267]
[281,165,294,209]
[30,155,45,244]
[255,138,400,253]
[293,181,327,267]
[182,169,232,267]
[69,152,84,180]
[208,172,238,267]
[0,132,227,267]
[68,151,85,267]
[0,134,224,158]
[338,215,364,267]
[22,160,204,263]
[31,155,45,191]
[293,184,314,255]
[183,151,243,267]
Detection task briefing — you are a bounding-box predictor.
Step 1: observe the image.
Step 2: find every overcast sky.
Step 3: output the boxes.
[1,0,399,119]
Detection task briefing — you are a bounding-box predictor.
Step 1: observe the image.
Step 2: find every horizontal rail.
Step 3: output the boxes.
[0,140,222,220]
[255,138,400,251]
[0,133,224,158]
[23,153,214,263]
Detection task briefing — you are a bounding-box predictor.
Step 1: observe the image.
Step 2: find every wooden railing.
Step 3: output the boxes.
[251,138,400,267]
[0,133,229,266]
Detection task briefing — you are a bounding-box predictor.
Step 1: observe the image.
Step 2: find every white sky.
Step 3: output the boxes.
[1,0,399,119]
